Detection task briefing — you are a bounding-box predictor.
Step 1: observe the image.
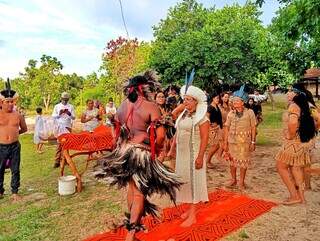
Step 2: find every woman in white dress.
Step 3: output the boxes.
[81,99,100,132]
[174,84,210,227]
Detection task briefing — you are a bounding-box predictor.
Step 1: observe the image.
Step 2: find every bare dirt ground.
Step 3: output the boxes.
[146,130,320,241]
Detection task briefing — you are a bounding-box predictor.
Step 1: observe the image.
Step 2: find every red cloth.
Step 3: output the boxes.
[83,189,276,241]
[58,125,115,151]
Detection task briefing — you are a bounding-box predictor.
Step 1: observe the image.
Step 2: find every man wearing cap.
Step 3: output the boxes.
[0,79,27,201]
[52,92,75,168]
[223,85,256,190]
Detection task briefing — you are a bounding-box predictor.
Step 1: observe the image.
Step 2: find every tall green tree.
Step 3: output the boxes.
[150,1,287,92]
[260,0,320,77]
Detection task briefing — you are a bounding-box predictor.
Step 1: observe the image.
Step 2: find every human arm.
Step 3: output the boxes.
[19,114,28,134]
[151,104,165,149]
[249,110,257,151]
[222,112,232,152]
[195,118,210,169]
[80,112,94,123]
[52,105,60,119]
[287,104,300,140]
[67,106,76,120]
[171,103,185,120]
[167,134,176,158]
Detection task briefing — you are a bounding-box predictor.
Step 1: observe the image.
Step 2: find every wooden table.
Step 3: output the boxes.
[58,125,115,192]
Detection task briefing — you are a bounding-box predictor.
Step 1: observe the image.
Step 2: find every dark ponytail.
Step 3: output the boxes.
[292,94,316,142]
[127,88,138,103]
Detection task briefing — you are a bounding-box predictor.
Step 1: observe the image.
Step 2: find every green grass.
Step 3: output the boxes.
[0,96,288,241]
[0,135,124,241]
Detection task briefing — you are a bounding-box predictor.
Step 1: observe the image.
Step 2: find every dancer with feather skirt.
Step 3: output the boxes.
[95,70,182,241]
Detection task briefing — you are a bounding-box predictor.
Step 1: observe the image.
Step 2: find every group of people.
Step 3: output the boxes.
[33,92,117,167]
[93,70,270,241]
[0,70,318,241]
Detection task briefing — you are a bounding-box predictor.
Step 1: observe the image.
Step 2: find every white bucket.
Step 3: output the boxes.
[58,175,76,196]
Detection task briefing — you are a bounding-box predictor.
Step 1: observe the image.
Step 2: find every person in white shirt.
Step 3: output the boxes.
[52,92,75,168]
[34,107,44,153]
[105,97,116,125]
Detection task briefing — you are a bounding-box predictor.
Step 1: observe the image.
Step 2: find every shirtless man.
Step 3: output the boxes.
[96,72,182,241]
[0,81,27,201]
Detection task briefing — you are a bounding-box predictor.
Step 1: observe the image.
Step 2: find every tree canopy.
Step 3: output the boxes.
[149,0,294,92]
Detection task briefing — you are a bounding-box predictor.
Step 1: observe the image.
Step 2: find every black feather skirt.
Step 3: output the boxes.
[95,141,182,217]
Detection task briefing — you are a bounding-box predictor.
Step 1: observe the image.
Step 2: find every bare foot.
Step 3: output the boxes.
[207,162,215,169]
[125,231,136,241]
[226,180,237,188]
[180,214,196,227]
[281,198,302,205]
[180,209,191,220]
[239,183,246,191]
[11,194,22,202]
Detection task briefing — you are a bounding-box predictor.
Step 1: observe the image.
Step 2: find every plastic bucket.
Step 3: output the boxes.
[58,175,76,195]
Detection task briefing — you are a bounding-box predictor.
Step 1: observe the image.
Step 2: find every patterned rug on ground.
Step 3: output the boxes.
[84,189,277,241]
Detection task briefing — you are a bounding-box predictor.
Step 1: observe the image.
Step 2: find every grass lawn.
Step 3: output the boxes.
[0,98,287,241]
[0,136,124,241]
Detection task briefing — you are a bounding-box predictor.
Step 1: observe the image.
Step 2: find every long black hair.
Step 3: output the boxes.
[292,84,317,142]
[207,89,223,128]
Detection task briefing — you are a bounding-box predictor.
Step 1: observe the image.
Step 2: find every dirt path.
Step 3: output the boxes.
[142,131,320,241]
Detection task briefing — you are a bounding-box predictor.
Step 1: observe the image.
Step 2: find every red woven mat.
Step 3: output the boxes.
[58,125,115,151]
[84,189,276,241]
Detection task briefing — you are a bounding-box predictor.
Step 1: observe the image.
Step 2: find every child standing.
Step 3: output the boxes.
[34,107,44,153]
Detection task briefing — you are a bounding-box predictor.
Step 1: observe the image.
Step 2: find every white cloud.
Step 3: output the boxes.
[0,0,279,79]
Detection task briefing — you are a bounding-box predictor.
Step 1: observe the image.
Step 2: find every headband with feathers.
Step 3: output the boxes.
[0,78,19,101]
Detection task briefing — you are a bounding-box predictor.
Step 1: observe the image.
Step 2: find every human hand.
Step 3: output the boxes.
[65,110,71,116]
[59,109,65,115]
[195,156,204,169]
[166,149,174,158]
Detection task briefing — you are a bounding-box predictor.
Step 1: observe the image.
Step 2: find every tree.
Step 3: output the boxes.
[150,1,286,92]
[100,37,152,104]
[259,0,320,77]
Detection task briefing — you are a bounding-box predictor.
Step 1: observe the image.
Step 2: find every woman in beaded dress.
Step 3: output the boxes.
[206,90,223,169]
[276,84,317,205]
[223,85,256,190]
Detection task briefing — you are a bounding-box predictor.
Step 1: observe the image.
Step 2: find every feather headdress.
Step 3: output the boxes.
[184,68,195,94]
[0,78,19,101]
[233,84,248,102]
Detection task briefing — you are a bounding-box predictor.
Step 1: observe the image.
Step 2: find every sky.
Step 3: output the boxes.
[0,0,280,79]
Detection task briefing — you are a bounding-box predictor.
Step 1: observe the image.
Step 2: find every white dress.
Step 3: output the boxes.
[33,115,44,144]
[175,114,209,204]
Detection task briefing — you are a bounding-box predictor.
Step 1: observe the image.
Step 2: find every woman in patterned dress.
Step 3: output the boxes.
[206,90,223,169]
[223,85,256,190]
[276,85,317,204]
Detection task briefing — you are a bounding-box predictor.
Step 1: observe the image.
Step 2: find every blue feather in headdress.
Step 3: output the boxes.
[184,68,195,94]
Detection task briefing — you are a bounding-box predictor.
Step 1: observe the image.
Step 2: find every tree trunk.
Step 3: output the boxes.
[43,94,51,112]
